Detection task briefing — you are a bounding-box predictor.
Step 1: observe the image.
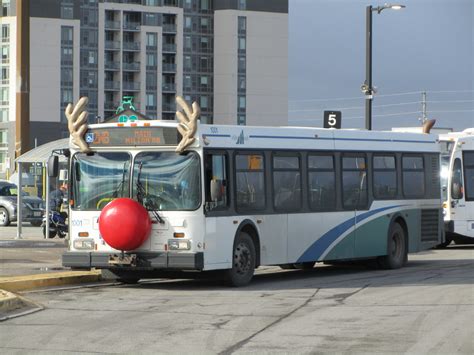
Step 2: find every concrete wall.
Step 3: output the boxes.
[30,17,80,124]
[213,10,288,126]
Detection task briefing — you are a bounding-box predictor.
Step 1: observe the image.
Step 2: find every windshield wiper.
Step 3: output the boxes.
[113,162,128,198]
[136,162,164,224]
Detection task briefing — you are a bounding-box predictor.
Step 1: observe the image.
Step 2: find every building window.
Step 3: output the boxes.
[147,53,157,67]
[238,0,246,11]
[184,75,191,89]
[237,115,246,125]
[201,0,209,10]
[185,16,192,29]
[184,36,192,50]
[1,67,8,83]
[200,96,208,109]
[0,87,8,105]
[200,37,209,51]
[184,56,192,70]
[238,96,246,111]
[1,45,9,63]
[200,76,208,86]
[238,17,247,33]
[238,76,246,92]
[1,25,10,41]
[2,0,10,17]
[238,56,246,73]
[184,0,192,9]
[0,108,7,122]
[61,26,73,44]
[0,129,7,146]
[146,93,156,109]
[146,33,157,47]
[238,37,246,51]
[61,5,74,19]
[61,89,73,105]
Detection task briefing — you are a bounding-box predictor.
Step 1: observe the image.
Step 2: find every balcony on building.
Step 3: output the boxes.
[123,21,141,32]
[104,101,118,111]
[123,41,141,51]
[105,60,120,71]
[162,23,177,33]
[162,43,177,53]
[162,63,176,73]
[105,20,121,30]
[162,83,176,93]
[123,81,141,91]
[104,81,120,91]
[122,62,140,71]
[162,102,176,113]
[105,40,121,50]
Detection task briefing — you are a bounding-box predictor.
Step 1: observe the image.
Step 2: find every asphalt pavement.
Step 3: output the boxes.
[0,225,101,320]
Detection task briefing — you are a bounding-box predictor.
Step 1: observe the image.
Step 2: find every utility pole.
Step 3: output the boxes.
[421,91,427,124]
[15,0,30,160]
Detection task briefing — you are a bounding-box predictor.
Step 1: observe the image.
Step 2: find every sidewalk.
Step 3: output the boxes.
[0,225,101,319]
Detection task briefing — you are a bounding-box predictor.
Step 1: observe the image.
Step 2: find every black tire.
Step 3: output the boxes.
[293,262,316,270]
[30,220,42,227]
[0,207,10,226]
[378,223,407,269]
[225,232,256,287]
[43,225,57,239]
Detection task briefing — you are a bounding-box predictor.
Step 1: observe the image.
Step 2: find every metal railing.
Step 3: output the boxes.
[162,83,176,92]
[162,43,176,52]
[105,40,120,50]
[162,24,177,33]
[123,81,141,91]
[105,61,120,70]
[122,62,140,71]
[162,63,176,72]
[104,81,120,90]
[123,41,140,51]
[105,20,121,30]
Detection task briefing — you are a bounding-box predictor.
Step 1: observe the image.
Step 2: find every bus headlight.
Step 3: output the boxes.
[74,239,95,250]
[168,239,191,250]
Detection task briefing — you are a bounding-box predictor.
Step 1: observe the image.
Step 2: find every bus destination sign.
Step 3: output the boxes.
[85,127,181,147]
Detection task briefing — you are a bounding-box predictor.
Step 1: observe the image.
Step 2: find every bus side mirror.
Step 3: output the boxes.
[48,155,59,178]
[210,179,222,202]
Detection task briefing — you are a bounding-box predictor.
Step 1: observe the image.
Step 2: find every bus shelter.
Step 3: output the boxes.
[14,138,69,239]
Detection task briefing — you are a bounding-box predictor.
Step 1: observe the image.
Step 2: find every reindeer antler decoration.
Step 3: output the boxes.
[175,96,200,153]
[66,97,91,153]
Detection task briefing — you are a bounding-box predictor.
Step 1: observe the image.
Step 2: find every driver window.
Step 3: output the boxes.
[205,153,228,210]
[451,158,464,199]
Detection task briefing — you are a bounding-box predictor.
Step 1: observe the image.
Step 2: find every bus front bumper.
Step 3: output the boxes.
[62,251,204,271]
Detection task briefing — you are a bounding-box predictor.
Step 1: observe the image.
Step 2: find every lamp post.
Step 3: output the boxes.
[364,3,405,130]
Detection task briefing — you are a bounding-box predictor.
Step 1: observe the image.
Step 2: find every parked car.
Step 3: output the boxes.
[0,181,44,226]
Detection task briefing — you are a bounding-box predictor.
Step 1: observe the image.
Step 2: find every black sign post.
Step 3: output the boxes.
[323,111,342,129]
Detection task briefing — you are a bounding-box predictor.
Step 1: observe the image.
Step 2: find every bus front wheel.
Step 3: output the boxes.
[378,223,407,269]
[226,232,256,287]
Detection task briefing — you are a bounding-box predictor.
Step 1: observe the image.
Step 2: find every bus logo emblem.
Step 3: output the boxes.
[85,133,95,143]
[236,130,246,144]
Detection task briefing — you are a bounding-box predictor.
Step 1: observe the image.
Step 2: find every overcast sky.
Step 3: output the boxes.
[288,0,473,131]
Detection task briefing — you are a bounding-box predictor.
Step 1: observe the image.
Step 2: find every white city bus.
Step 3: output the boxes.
[439,128,474,245]
[58,120,443,286]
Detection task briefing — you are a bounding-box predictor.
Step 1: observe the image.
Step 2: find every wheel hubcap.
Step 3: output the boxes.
[0,211,6,224]
[234,242,251,275]
[391,232,402,259]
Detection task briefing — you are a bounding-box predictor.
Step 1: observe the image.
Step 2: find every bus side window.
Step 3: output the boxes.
[451,158,464,200]
[205,154,228,210]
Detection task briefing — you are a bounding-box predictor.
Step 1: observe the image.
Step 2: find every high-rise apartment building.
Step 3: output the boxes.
[0,0,288,176]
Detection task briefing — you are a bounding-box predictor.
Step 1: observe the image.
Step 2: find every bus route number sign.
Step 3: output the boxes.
[323,111,342,129]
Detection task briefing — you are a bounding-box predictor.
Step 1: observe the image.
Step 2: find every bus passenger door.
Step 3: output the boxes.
[203,153,234,269]
[450,154,469,237]
[463,151,474,238]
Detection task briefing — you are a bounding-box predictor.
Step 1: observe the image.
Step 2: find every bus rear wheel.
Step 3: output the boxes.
[226,232,256,287]
[378,223,407,269]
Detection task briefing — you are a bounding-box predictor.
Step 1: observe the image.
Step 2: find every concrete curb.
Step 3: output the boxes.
[0,270,102,292]
[0,270,102,319]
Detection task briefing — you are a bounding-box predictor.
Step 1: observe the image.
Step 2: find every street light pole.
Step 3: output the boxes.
[365,5,373,131]
[364,4,406,130]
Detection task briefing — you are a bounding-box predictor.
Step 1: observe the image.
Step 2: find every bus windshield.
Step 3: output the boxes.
[132,151,201,211]
[72,152,131,210]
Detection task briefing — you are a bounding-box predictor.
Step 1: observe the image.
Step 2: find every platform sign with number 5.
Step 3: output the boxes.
[323,111,342,129]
